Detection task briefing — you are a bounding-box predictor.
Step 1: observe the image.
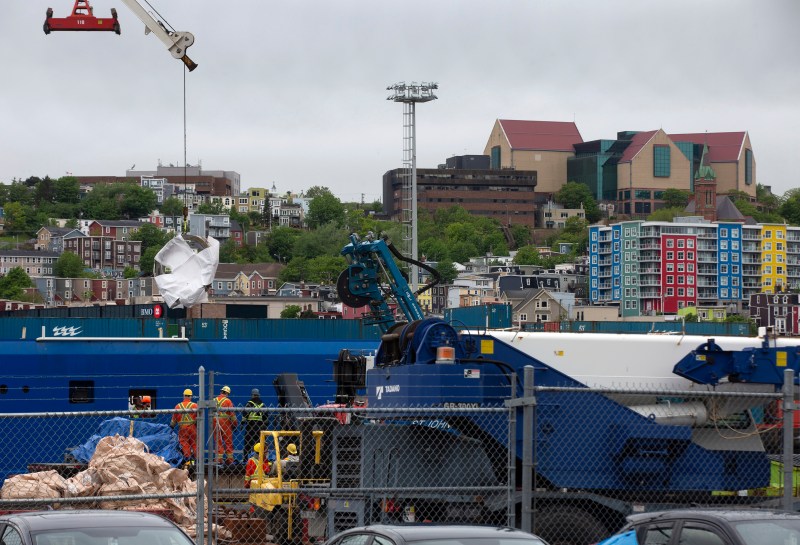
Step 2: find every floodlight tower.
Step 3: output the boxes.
[386,81,438,292]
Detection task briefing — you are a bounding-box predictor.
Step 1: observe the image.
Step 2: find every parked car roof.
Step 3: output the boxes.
[0,510,178,532]
[617,508,800,545]
[626,508,800,525]
[327,525,548,545]
[0,509,193,545]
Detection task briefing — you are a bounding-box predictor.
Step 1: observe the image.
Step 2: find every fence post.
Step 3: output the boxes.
[783,368,795,511]
[521,366,534,533]
[197,366,206,545]
[207,371,215,545]
[507,371,517,529]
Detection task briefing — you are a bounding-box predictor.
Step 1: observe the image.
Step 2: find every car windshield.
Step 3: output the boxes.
[411,539,547,545]
[732,519,800,545]
[32,527,194,545]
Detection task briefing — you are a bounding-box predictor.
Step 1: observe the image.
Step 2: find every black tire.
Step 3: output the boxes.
[114,22,121,35]
[111,8,117,18]
[43,22,51,35]
[46,8,53,18]
[532,506,609,545]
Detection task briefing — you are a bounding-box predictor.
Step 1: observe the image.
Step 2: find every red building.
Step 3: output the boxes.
[660,234,698,313]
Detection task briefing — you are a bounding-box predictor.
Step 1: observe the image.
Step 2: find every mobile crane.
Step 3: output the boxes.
[44,0,197,71]
[246,232,792,545]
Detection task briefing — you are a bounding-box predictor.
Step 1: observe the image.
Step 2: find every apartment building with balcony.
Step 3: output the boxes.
[63,237,142,274]
[589,219,800,317]
[188,213,231,242]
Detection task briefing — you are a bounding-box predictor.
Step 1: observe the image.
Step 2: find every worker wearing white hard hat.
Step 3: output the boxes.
[214,386,237,464]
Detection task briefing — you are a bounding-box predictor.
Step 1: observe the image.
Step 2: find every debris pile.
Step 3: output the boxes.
[1,435,229,540]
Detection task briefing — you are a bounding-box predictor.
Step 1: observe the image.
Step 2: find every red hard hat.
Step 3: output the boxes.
[141,395,152,404]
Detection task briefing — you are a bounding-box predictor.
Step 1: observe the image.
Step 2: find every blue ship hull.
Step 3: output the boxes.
[0,317,381,477]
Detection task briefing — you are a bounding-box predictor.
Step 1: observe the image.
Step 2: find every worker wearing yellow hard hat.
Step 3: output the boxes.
[171,388,198,463]
[244,441,271,488]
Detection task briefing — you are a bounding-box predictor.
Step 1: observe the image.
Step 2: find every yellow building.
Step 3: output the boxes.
[247,187,270,214]
[760,224,788,293]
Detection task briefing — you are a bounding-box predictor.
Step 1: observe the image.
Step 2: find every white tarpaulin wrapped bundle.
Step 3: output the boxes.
[154,235,219,309]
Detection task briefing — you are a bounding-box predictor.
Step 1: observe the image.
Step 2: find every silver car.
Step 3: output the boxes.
[325,525,550,545]
[0,511,193,545]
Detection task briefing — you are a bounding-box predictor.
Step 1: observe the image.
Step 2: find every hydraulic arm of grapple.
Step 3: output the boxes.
[338,233,440,333]
[673,337,800,387]
[44,0,197,71]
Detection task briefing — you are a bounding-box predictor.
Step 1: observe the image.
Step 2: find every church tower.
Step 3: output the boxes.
[693,143,717,222]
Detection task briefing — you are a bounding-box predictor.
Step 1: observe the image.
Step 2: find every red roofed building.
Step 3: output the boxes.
[616,129,693,216]
[668,131,756,198]
[483,119,583,193]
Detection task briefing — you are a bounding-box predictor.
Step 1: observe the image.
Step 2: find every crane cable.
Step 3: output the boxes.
[142,0,188,234]
[141,0,176,33]
[182,60,188,235]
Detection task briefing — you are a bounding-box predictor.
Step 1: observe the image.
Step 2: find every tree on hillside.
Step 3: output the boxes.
[449,241,479,264]
[0,267,33,300]
[781,189,800,225]
[556,182,601,222]
[279,257,310,283]
[509,224,532,248]
[757,183,781,215]
[80,184,130,219]
[661,188,690,209]
[280,305,302,319]
[293,223,345,259]
[139,247,160,275]
[434,260,458,284]
[729,190,783,223]
[237,242,273,263]
[120,185,158,219]
[33,176,56,206]
[267,226,298,263]
[54,176,80,204]
[306,189,345,229]
[196,201,226,215]
[306,255,347,285]
[513,245,540,266]
[304,186,331,199]
[54,251,86,278]
[6,181,34,205]
[1,202,32,237]
[131,222,172,252]
[647,207,686,222]
[160,197,185,217]
[419,238,449,262]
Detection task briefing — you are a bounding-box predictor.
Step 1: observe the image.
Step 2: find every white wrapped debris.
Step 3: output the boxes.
[154,235,219,309]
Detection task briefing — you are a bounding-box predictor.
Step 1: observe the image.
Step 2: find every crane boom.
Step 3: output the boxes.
[118,0,197,71]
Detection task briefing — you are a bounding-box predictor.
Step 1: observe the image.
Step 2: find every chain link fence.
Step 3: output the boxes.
[0,368,796,545]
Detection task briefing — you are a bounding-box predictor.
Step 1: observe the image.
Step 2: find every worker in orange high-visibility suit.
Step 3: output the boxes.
[170,389,198,462]
[214,385,238,464]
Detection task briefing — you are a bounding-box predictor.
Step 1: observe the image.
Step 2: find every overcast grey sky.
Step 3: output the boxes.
[1,1,798,203]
